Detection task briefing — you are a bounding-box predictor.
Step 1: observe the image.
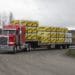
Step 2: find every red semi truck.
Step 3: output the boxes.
[0,24,72,53]
[0,24,28,53]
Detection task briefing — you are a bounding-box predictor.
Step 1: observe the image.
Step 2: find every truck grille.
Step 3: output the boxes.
[0,37,8,45]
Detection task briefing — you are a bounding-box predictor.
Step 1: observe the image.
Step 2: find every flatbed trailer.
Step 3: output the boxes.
[11,20,72,52]
[25,40,71,51]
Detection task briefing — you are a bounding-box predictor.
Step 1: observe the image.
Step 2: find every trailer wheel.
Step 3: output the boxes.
[67,45,69,48]
[62,45,66,49]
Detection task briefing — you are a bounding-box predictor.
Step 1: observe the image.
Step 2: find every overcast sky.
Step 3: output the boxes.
[0,0,75,29]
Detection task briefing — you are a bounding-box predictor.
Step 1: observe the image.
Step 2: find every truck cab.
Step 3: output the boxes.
[0,24,26,53]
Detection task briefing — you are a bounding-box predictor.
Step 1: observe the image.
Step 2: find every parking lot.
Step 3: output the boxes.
[0,49,75,75]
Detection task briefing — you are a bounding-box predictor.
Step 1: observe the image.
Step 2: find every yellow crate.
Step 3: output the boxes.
[56,27,68,32]
[11,20,20,24]
[50,27,57,32]
[44,27,51,32]
[25,21,38,27]
[20,21,38,27]
[37,32,44,36]
[37,27,45,31]
[26,22,32,27]
[37,32,50,42]
[45,27,50,32]
[26,34,37,40]
[37,32,50,41]
[37,36,41,41]
[57,33,65,38]
[56,27,64,32]
[37,32,50,38]
[37,27,51,32]
[56,38,65,43]
[43,32,50,37]
[26,27,37,33]
[50,38,57,43]
[59,33,65,38]
[64,28,68,33]
[21,20,29,26]
[31,22,38,27]
[61,28,66,32]
[41,37,50,43]
[50,32,57,38]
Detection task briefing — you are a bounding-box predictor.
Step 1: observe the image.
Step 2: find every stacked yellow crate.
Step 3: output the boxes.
[37,26,68,44]
[11,20,20,25]
[11,20,38,41]
[11,20,69,44]
[64,28,69,43]
[50,27,57,32]
[37,27,51,44]
[25,21,38,41]
[50,27,57,43]
[56,27,68,44]
[41,32,50,44]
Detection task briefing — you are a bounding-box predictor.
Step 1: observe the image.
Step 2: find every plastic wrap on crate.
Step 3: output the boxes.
[65,33,72,38]
[65,38,72,43]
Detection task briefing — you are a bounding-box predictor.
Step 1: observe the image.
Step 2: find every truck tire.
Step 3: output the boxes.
[67,45,69,48]
[62,45,66,49]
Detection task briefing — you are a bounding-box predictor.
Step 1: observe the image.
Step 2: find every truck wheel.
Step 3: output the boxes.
[62,45,66,49]
[67,45,69,48]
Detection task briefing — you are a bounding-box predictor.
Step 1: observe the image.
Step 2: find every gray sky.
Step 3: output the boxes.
[0,0,75,29]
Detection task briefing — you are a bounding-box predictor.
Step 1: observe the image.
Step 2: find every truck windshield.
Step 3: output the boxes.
[3,30,16,35]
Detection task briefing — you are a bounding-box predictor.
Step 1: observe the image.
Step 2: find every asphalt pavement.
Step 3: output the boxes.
[0,49,75,75]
